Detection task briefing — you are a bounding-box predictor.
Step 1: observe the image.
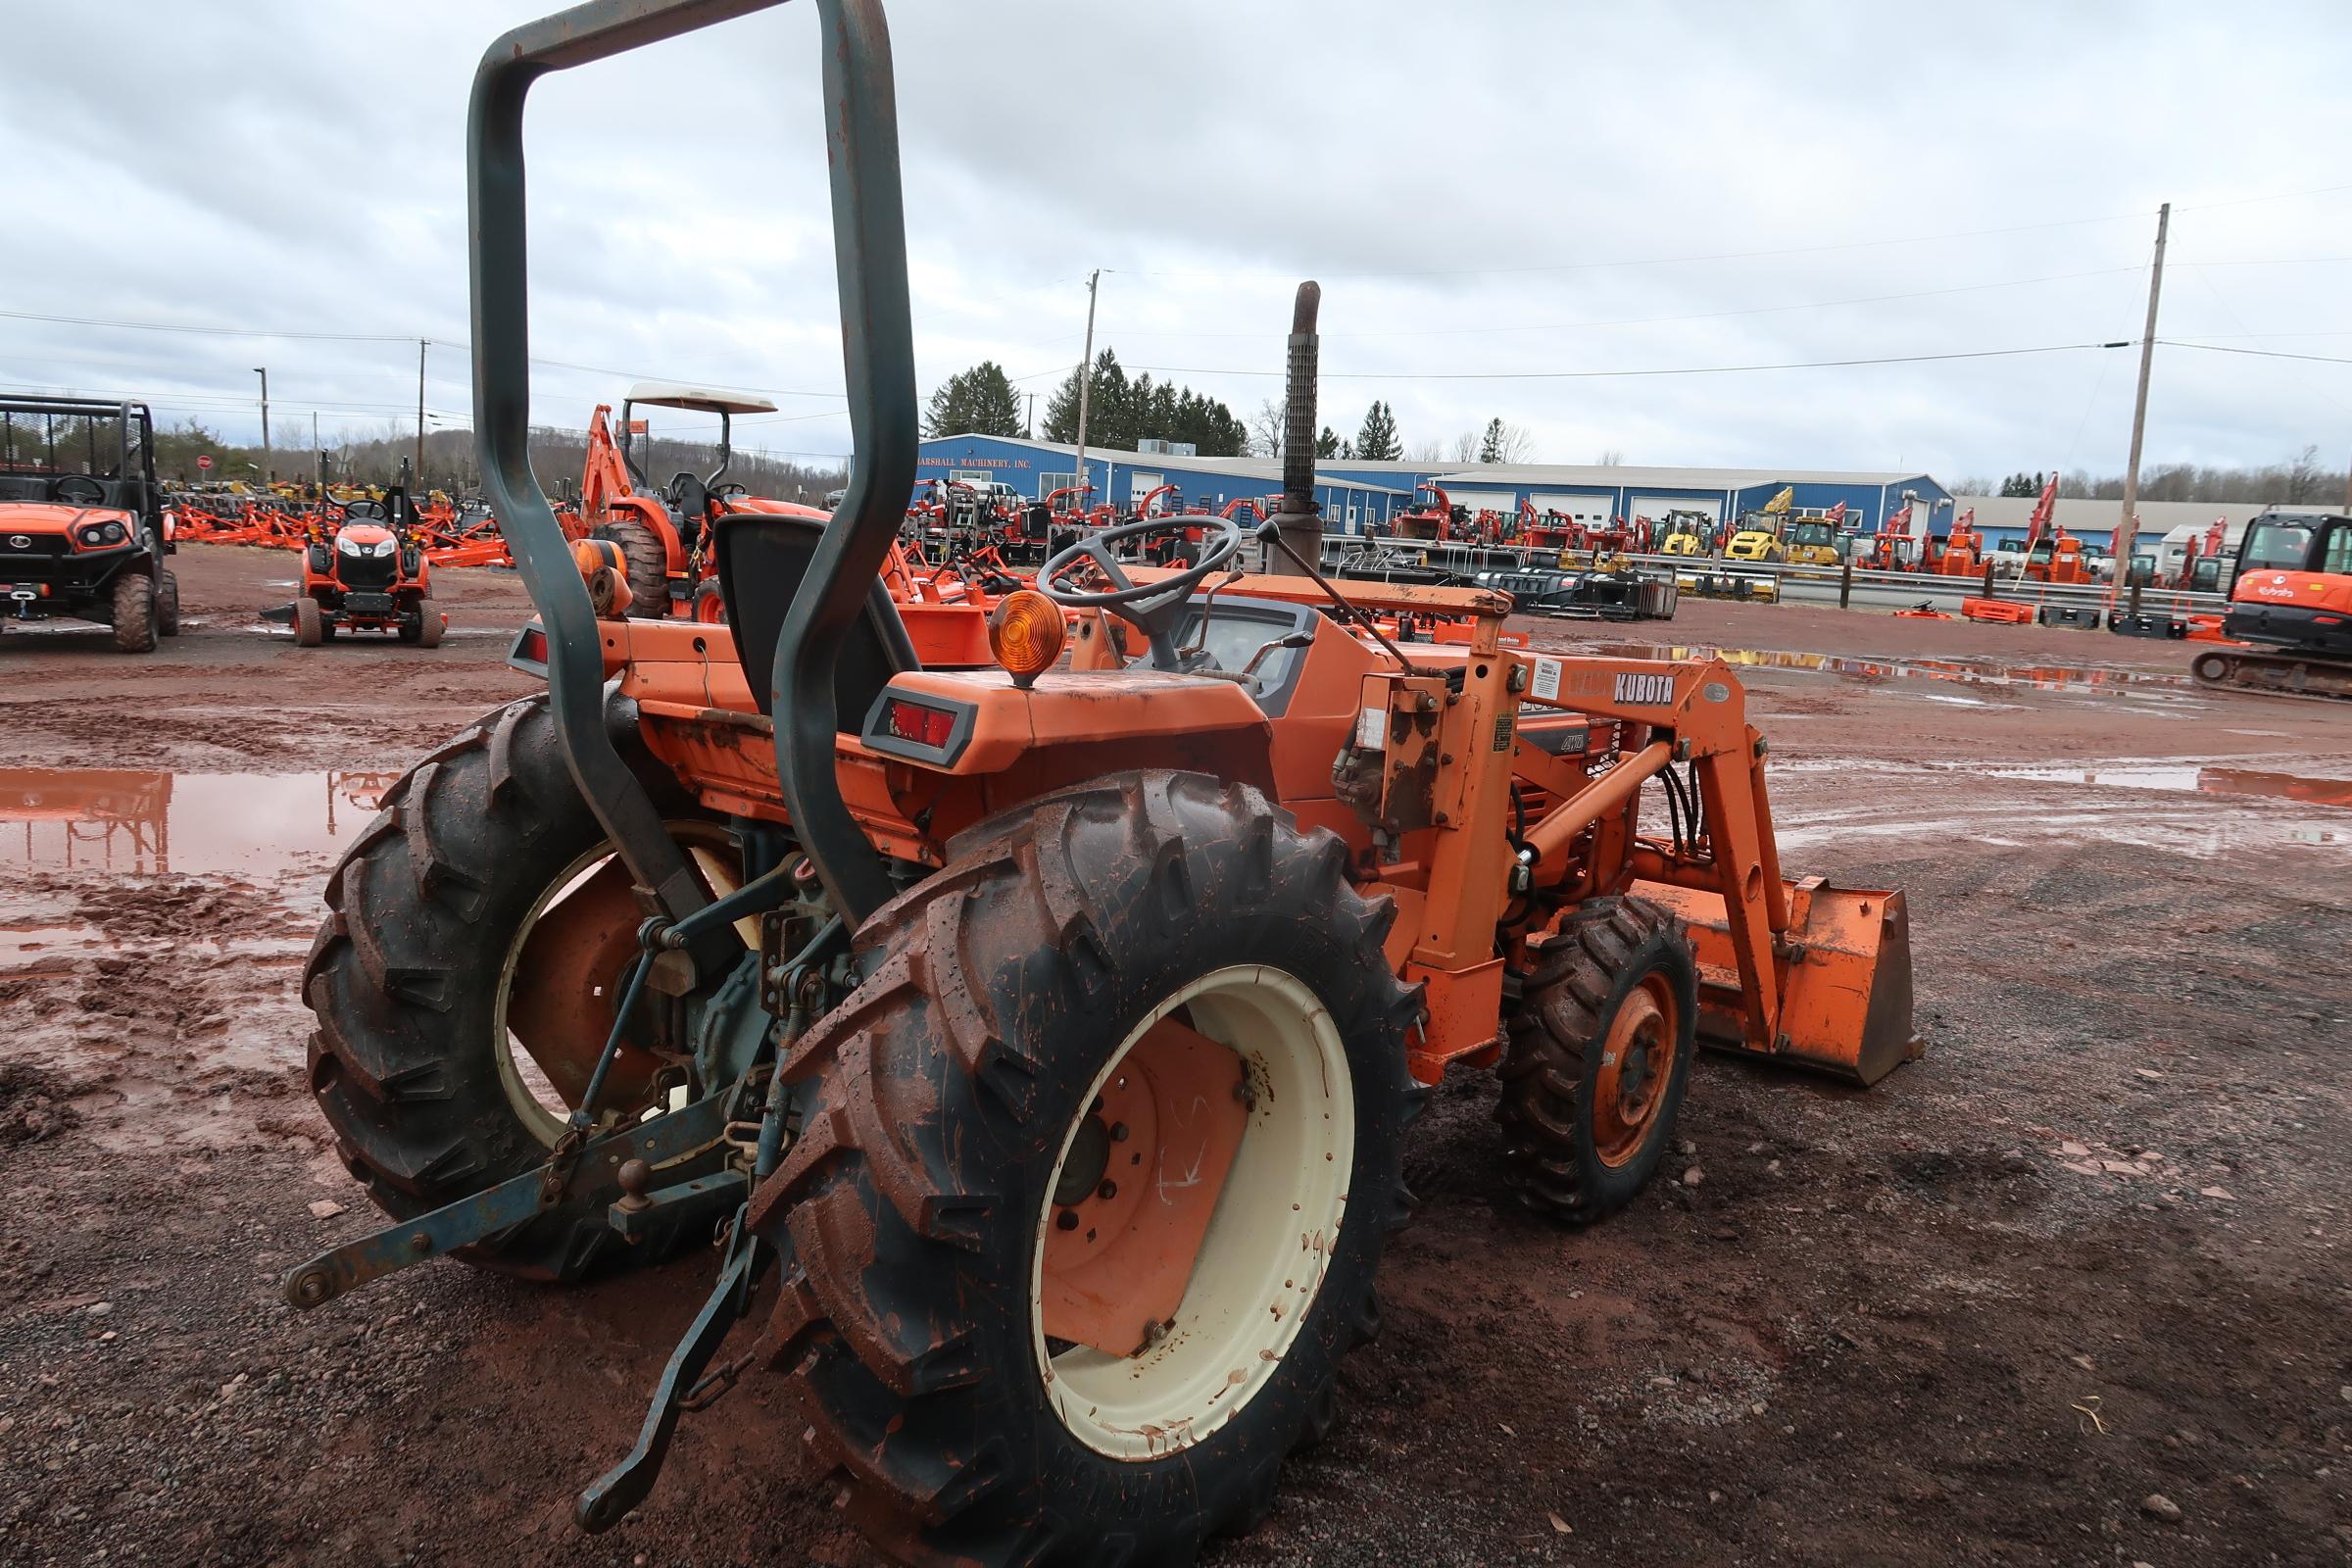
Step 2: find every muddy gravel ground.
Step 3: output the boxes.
[4,543,2350,1566]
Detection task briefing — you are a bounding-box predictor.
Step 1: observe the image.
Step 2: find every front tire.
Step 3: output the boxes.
[591,516,672,617]
[110,571,157,653]
[400,597,444,647]
[293,595,324,647]
[1494,895,1698,1223]
[755,773,1422,1567]
[156,571,181,637]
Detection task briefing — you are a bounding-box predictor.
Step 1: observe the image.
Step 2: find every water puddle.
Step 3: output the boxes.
[0,767,399,877]
[1574,640,2194,700]
[1764,756,2352,858]
[242,623,507,639]
[1986,764,2352,808]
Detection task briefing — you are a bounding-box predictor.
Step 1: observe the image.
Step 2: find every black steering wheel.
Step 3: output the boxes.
[1037,514,1245,666]
[50,475,107,505]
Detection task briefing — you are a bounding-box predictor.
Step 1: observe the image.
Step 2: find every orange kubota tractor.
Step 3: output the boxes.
[574,383,813,619]
[282,7,1918,1566]
[274,461,445,647]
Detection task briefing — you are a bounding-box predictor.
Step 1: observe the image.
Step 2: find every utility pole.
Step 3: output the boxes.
[2112,202,2169,587]
[312,411,319,492]
[416,339,428,486]
[1070,270,1100,514]
[252,367,270,483]
[1025,392,1036,439]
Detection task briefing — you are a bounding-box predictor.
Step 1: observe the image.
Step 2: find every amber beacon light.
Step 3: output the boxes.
[988,589,1066,686]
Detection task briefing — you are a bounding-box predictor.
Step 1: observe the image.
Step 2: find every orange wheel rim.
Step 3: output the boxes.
[1592,974,1677,1168]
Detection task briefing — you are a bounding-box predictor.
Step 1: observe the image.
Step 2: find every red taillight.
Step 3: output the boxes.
[518,625,548,664]
[885,698,956,748]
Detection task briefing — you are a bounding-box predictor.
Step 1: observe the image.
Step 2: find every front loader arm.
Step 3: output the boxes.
[1350,635,1914,1087]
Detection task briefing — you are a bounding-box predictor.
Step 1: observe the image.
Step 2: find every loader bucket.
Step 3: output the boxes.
[1635,876,1920,1087]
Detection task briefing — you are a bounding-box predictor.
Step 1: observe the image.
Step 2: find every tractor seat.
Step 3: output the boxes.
[712,509,917,724]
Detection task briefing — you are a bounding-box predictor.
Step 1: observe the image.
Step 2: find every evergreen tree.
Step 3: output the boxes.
[1040,348,1246,456]
[1477,417,1532,464]
[1354,400,1401,461]
[1315,426,1341,459]
[921,361,1024,438]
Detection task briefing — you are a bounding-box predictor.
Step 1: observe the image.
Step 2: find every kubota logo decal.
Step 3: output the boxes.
[6,536,28,550]
[1613,672,1675,706]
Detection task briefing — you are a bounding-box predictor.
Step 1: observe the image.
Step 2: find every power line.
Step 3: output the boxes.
[1116,341,2133,383]
[0,311,850,402]
[2157,340,2352,368]
[0,309,416,343]
[1125,212,2165,284]
[1102,266,2150,342]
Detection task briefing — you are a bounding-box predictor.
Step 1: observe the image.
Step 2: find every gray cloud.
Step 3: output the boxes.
[4,0,2347,481]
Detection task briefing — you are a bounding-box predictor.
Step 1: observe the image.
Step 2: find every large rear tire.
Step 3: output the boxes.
[753,773,1421,1568]
[591,515,672,618]
[1494,895,1697,1223]
[300,693,728,1281]
[110,571,157,654]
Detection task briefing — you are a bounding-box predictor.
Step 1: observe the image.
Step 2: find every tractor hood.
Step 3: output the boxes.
[0,502,137,535]
[335,523,399,547]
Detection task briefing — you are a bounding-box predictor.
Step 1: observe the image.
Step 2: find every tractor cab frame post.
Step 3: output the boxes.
[466,0,912,943]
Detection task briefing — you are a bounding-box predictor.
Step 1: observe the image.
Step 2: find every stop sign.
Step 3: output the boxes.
[197,454,215,471]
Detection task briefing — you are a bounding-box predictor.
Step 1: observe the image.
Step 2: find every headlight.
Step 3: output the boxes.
[74,520,126,548]
[336,535,364,555]
[371,538,398,558]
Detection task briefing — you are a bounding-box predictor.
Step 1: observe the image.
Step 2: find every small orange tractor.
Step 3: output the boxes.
[284,6,1920,1566]
[0,395,179,652]
[272,462,443,647]
[573,383,815,618]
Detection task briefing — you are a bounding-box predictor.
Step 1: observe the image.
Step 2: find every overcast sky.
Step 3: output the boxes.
[6,0,2349,484]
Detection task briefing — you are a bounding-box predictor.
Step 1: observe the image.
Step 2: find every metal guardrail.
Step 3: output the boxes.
[1323,531,2233,621]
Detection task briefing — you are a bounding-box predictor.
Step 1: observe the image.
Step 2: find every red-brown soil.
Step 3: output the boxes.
[3,543,2349,1566]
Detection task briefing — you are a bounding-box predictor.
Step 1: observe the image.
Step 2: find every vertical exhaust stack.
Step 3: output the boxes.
[1267,281,1321,575]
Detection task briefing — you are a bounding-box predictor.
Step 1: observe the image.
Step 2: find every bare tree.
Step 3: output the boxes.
[1404,438,1447,465]
[1479,418,1534,464]
[1595,447,1626,467]
[1448,430,1480,464]
[2287,443,2321,503]
[1250,398,1286,460]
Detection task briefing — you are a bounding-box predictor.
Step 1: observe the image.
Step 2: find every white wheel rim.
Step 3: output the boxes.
[1032,964,1353,1459]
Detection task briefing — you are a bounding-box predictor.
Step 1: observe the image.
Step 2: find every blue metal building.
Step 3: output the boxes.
[1318,462,1954,532]
[918,435,1408,534]
[919,436,1957,538]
